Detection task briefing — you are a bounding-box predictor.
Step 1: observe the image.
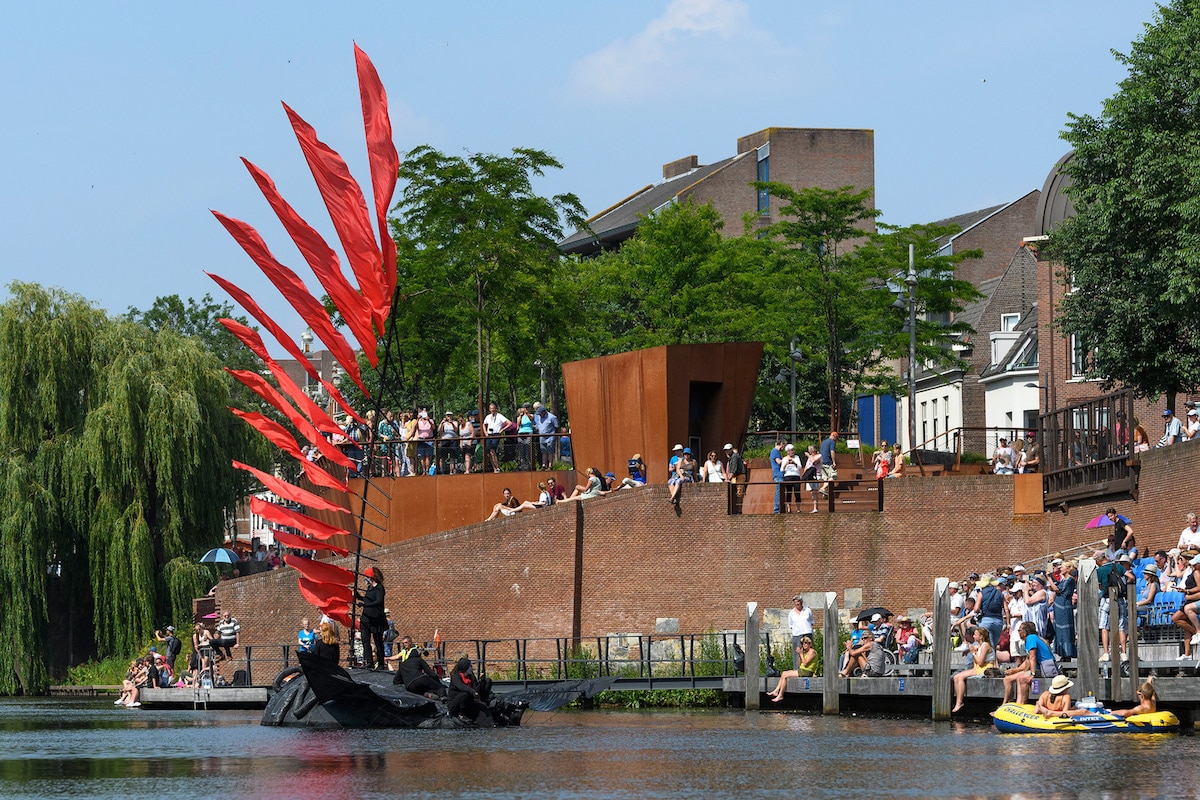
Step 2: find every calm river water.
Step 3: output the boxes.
[0,698,1193,799]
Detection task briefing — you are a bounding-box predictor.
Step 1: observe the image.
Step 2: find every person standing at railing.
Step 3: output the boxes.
[819,431,838,497]
[415,408,436,475]
[769,438,784,514]
[802,445,822,512]
[516,404,535,471]
[533,402,558,470]
[890,443,905,478]
[1023,432,1040,472]
[483,403,509,473]
[439,411,460,474]
[458,412,476,474]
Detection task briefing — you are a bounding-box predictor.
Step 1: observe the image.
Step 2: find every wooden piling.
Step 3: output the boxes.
[745,602,760,710]
[1076,559,1099,700]
[1108,583,1124,703]
[932,578,951,720]
[1126,584,1140,698]
[823,592,839,716]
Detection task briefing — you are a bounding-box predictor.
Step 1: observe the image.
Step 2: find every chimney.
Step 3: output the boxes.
[663,155,699,180]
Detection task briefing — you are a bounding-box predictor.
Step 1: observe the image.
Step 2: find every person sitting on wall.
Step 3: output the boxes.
[766,634,819,702]
[562,467,604,502]
[838,629,884,677]
[546,476,567,502]
[617,454,647,490]
[485,488,522,521]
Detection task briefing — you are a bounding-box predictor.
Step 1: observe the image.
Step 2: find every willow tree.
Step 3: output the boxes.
[0,283,263,693]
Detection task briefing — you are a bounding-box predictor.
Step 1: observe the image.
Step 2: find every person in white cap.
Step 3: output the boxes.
[1186,408,1200,441]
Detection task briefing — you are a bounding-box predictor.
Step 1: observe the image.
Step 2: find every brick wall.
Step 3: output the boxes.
[215,443,1200,676]
[951,191,1040,288]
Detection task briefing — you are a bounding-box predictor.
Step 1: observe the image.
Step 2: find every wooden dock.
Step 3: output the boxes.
[136,687,268,709]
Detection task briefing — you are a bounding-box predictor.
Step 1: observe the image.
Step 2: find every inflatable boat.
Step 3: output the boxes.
[992,702,1179,733]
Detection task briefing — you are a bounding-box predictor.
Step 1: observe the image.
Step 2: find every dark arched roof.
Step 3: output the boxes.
[1035,151,1076,235]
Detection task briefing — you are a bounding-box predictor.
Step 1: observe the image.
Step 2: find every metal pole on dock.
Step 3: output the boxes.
[1076,559,1100,700]
[745,602,760,710]
[1108,583,1125,703]
[932,578,951,720]
[823,592,839,716]
[1126,585,1140,698]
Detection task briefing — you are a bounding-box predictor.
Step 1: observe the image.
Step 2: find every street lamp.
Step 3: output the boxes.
[905,246,917,454]
[891,247,919,450]
[787,338,803,434]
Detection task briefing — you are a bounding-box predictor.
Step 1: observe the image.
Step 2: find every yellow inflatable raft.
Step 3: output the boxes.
[992,703,1179,733]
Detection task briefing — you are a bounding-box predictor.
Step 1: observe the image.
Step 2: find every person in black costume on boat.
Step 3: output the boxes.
[357,567,386,669]
[313,621,340,663]
[388,636,446,697]
[448,657,486,722]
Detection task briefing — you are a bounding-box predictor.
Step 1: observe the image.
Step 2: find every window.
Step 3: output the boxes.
[756,144,769,215]
[944,395,950,442]
[1070,335,1096,378]
[1001,313,1020,332]
[932,398,939,441]
[921,401,928,444]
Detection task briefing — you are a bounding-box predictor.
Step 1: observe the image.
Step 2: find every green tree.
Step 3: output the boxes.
[1045,0,1200,410]
[389,146,588,413]
[753,185,983,432]
[0,283,263,693]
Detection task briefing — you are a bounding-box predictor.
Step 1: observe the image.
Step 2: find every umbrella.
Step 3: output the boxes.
[199,547,242,564]
[855,606,893,623]
[1085,513,1130,529]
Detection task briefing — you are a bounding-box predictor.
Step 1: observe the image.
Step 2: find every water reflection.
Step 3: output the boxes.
[0,699,1191,799]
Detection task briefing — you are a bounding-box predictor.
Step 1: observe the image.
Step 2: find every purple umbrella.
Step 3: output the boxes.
[1085,513,1130,529]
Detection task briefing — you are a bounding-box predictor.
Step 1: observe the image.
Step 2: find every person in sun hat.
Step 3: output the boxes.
[1034,674,1087,718]
[1137,563,1161,618]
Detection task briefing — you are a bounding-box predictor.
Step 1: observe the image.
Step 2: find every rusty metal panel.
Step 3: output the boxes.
[564,343,762,486]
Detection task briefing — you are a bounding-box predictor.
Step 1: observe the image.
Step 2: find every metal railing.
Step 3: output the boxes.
[328,431,575,478]
[731,477,884,515]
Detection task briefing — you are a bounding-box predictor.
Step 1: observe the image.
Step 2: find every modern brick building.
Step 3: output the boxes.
[559,127,876,256]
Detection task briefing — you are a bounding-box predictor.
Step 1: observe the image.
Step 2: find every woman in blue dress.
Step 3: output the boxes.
[1052,564,1077,659]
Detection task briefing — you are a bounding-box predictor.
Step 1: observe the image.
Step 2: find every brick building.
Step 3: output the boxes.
[559,127,876,256]
[1032,152,1167,433]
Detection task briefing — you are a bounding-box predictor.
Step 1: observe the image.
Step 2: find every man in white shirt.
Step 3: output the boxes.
[1178,513,1200,551]
[483,403,510,473]
[788,595,815,664]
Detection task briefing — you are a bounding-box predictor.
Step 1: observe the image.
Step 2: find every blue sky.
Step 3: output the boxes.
[0,1,1163,352]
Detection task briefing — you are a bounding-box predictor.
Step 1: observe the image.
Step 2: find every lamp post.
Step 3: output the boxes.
[905,245,918,453]
[788,339,803,434]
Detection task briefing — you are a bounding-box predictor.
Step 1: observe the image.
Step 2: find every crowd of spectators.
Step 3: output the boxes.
[319,401,573,478]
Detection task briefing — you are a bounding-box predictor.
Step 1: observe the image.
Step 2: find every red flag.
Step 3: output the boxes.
[230,409,350,493]
[284,103,389,331]
[325,607,354,629]
[231,460,346,515]
[297,575,353,610]
[211,211,365,390]
[207,270,369,407]
[355,44,399,324]
[218,319,359,442]
[252,496,351,542]
[276,529,350,558]
[285,553,357,585]
[240,157,379,365]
